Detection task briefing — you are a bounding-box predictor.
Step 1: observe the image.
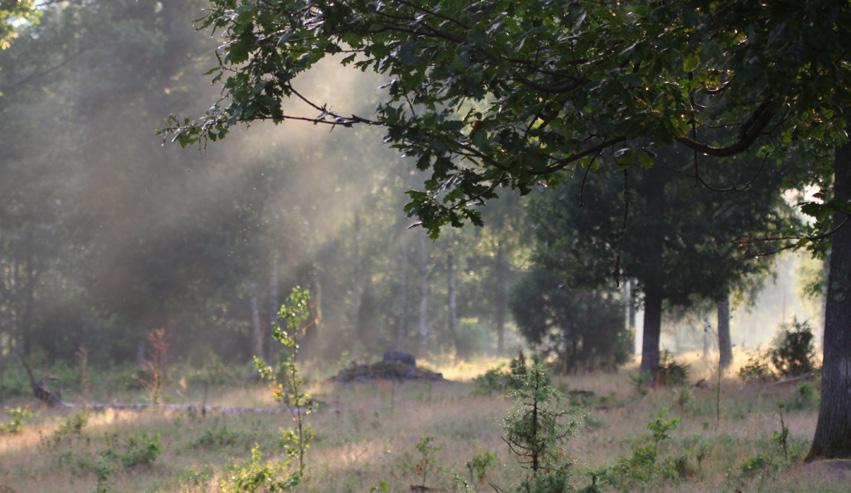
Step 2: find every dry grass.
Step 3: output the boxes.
[0,356,847,493]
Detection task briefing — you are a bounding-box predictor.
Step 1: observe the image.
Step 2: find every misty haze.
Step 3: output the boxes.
[0,2,849,492]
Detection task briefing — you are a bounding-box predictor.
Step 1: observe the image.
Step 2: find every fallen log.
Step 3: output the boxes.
[61,402,307,415]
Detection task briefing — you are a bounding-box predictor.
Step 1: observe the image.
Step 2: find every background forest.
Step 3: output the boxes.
[0,0,529,369]
[0,0,826,375]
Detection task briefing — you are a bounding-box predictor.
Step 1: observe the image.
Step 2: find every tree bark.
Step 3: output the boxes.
[494,240,507,353]
[717,292,732,370]
[417,231,429,349]
[627,279,636,334]
[640,283,663,375]
[447,252,458,352]
[624,279,637,354]
[808,142,851,460]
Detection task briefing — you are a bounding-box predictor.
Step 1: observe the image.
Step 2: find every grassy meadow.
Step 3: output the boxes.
[0,353,848,493]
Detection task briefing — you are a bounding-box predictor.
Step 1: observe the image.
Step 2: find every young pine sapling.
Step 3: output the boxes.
[503,364,579,491]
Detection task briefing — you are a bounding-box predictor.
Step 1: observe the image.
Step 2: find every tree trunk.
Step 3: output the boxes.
[394,243,410,347]
[808,142,851,460]
[11,254,19,352]
[494,240,506,353]
[820,249,830,347]
[624,279,637,354]
[717,293,732,370]
[417,231,429,349]
[250,286,264,359]
[447,252,458,352]
[639,165,666,375]
[628,279,636,334]
[268,255,279,342]
[310,268,323,340]
[351,211,363,338]
[22,225,34,355]
[640,283,663,375]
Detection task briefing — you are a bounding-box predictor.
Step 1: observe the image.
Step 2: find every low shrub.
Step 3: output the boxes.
[466,450,497,485]
[739,454,774,475]
[44,411,88,447]
[657,351,689,387]
[219,444,300,493]
[739,320,818,383]
[178,466,214,493]
[598,407,682,488]
[738,351,775,383]
[190,424,248,449]
[0,406,34,434]
[472,351,527,395]
[76,432,162,474]
[786,382,819,411]
[770,319,817,378]
[116,432,162,468]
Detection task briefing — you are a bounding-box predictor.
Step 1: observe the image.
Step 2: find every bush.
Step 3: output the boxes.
[738,319,818,383]
[114,432,162,468]
[657,351,689,387]
[466,451,497,485]
[786,382,819,411]
[769,319,816,378]
[0,406,34,434]
[598,408,681,488]
[472,351,528,395]
[739,454,774,475]
[219,445,300,493]
[44,411,88,447]
[738,351,775,383]
[190,424,248,449]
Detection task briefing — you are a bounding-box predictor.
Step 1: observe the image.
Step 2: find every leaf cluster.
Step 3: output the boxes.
[168,1,850,238]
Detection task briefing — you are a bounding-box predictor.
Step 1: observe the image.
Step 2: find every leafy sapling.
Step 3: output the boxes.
[412,435,440,489]
[773,403,790,461]
[254,286,316,479]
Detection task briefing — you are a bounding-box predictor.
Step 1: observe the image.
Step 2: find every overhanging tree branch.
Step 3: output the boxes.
[677,98,776,157]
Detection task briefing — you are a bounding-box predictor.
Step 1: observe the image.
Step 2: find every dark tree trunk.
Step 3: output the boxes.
[628,279,636,334]
[640,283,663,375]
[624,279,637,354]
[717,293,732,370]
[494,240,506,353]
[639,165,667,375]
[808,142,851,460]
